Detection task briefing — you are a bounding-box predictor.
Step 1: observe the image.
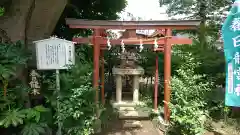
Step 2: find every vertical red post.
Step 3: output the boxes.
[154,53,159,111]
[93,29,100,105]
[164,28,172,121]
[100,50,105,105]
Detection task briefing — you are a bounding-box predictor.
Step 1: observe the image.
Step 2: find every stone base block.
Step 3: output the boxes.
[119,108,150,119]
[123,120,143,128]
[112,101,145,108]
[119,109,138,119]
[111,101,150,119]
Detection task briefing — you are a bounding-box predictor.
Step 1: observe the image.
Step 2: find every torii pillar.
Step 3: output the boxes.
[93,29,100,107]
[164,29,172,121]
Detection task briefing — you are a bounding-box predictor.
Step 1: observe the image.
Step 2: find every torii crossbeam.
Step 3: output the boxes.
[65,18,200,122]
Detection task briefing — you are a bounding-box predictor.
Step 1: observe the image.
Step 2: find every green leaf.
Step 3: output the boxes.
[0,7,4,16]
[34,112,40,123]
[0,109,25,128]
[34,105,50,112]
[21,122,47,135]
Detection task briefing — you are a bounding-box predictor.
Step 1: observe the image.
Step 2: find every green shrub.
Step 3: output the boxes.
[168,53,212,135]
[0,7,4,16]
[0,105,50,135]
[58,84,97,135]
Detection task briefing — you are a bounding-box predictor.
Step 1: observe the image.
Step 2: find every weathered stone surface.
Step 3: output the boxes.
[111,102,150,119]
[123,120,142,128]
[112,67,144,75]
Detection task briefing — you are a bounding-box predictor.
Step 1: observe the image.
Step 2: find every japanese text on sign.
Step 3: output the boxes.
[230,18,240,96]
[231,18,240,47]
[222,0,240,106]
[228,63,234,94]
[34,37,75,70]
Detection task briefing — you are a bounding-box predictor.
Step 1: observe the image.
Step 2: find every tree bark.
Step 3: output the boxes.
[0,0,68,108]
[0,0,68,43]
[198,0,207,49]
[0,0,32,42]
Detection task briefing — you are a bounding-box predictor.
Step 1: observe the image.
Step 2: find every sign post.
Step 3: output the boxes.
[34,37,75,135]
[222,0,240,107]
[55,69,61,135]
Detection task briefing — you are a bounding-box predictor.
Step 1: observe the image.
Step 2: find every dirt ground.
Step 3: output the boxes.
[97,119,162,135]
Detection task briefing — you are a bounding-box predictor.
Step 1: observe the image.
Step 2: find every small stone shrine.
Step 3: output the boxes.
[112,47,144,104]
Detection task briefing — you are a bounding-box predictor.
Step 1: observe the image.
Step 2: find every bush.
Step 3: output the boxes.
[0,7,4,16]
[168,52,212,135]
[58,84,97,135]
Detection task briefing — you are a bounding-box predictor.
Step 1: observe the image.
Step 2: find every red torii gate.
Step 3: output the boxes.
[65,19,200,121]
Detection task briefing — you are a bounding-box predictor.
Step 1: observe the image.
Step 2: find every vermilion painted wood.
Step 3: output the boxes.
[164,29,172,121]
[93,29,100,109]
[66,18,200,25]
[66,19,200,30]
[69,25,197,30]
[72,37,192,45]
[153,48,164,52]
[100,47,164,52]
[100,50,105,105]
[154,52,159,111]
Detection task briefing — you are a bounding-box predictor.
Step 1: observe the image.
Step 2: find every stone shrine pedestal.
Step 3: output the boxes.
[113,66,144,103]
[112,67,150,119]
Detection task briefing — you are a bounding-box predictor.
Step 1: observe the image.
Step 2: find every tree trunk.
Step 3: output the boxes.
[198,0,207,49]
[0,0,68,108]
[0,0,67,43]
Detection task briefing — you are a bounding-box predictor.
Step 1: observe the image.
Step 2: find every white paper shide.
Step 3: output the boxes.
[34,37,75,70]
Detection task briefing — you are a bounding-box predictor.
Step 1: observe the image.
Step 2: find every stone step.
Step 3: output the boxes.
[123,120,143,128]
[118,107,150,119]
[119,111,150,119]
[111,101,151,120]
[112,101,146,108]
[119,106,135,111]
